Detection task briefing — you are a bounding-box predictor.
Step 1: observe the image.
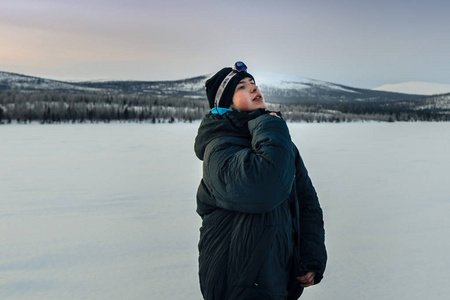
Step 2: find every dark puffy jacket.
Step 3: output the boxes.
[194,109,326,300]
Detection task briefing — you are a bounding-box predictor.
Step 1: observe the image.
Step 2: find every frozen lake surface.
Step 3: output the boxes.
[1,122,449,300]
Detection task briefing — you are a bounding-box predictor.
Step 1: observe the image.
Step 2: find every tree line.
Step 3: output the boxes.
[0,92,209,124]
[1,91,448,124]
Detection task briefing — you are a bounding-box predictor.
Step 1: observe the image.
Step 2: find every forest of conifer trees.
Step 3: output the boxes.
[1,91,449,124]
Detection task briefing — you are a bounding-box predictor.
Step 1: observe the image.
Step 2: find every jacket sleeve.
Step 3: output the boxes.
[202,114,296,214]
[294,145,327,283]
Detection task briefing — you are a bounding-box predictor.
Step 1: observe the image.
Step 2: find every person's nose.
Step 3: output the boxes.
[250,85,258,93]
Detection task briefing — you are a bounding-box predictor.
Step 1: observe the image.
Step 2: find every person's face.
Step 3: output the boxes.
[229,77,266,111]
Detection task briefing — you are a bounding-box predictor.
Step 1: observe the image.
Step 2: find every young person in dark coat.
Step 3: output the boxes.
[194,62,327,300]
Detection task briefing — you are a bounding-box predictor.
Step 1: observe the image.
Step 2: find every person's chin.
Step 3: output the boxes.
[245,102,266,112]
[255,102,266,110]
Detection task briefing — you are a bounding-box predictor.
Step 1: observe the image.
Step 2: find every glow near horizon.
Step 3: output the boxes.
[1,0,449,89]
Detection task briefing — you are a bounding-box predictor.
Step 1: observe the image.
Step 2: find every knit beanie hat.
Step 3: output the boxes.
[205,61,255,109]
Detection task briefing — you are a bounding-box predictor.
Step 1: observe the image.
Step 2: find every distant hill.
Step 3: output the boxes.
[1,70,424,104]
[0,71,103,93]
[373,81,450,95]
[252,73,424,105]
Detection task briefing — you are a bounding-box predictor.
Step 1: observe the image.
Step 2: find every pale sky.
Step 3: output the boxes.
[1,0,449,89]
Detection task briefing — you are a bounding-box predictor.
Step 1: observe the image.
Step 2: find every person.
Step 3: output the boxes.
[194,61,327,300]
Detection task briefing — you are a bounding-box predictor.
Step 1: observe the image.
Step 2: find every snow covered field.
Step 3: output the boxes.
[1,122,449,300]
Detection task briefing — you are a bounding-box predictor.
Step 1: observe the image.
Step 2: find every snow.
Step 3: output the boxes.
[253,72,313,89]
[0,71,101,92]
[373,81,450,95]
[253,72,359,94]
[1,122,449,300]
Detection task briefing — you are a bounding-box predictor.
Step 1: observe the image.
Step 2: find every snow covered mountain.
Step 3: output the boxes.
[0,70,425,105]
[252,72,421,104]
[75,75,208,98]
[0,71,103,93]
[77,72,427,104]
